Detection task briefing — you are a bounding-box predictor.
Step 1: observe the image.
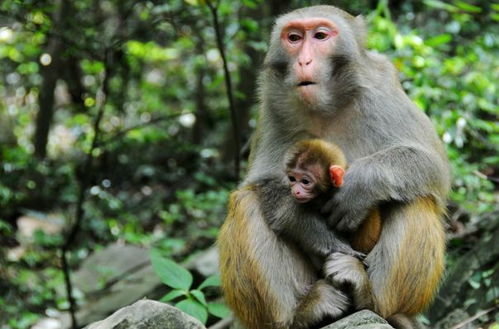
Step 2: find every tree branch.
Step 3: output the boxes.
[60,50,111,329]
[449,306,498,329]
[206,0,240,181]
[102,112,184,146]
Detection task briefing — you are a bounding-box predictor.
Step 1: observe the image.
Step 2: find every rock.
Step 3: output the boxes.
[51,244,220,328]
[17,213,64,240]
[321,310,394,329]
[58,244,162,327]
[84,299,205,329]
[185,245,219,277]
[73,243,152,294]
[62,264,164,326]
[30,318,62,329]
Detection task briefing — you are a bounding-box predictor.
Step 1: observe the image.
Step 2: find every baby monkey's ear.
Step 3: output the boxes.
[329,165,345,187]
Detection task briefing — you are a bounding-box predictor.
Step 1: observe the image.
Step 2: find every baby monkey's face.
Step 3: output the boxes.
[286,161,345,203]
[286,163,323,203]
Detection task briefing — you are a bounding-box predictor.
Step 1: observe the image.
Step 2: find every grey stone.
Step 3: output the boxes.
[321,310,393,329]
[84,299,206,329]
[185,246,220,277]
[55,245,220,328]
[67,264,163,326]
[74,243,151,294]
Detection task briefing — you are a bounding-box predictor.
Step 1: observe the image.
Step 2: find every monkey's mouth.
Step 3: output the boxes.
[297,81,316,87]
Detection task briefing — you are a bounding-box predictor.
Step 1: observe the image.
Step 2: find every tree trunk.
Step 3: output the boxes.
[62,55,85,110]
[192,32,209,145]
[34,0,70,159]
[220,4,268,167]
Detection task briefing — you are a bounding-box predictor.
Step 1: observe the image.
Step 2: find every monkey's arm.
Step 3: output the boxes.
[254,176,298,233]
[256,177,363,259]
[272,208,365,259]
[325,143,450,231]
[282,210,365,259]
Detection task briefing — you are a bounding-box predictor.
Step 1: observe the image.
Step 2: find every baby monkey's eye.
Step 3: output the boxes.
[301,179,310,185]
[288,176,296,182]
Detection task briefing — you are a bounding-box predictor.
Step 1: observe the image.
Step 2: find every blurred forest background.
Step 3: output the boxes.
[0,0,497,328]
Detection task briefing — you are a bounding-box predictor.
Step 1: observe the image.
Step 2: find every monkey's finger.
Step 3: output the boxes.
[354,251,366,260]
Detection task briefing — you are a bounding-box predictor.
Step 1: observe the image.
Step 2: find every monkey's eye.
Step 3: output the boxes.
[314,32,328,40]
[288,176,296,182]
[287,33,302,43]
[301,179,310,185]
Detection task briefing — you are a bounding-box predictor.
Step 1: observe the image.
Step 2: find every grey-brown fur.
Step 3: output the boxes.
[220,5,449,329]
[253,176,364,260]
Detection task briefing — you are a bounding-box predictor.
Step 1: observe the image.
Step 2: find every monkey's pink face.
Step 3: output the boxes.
[280,18,338,104]
[287,169,320,203]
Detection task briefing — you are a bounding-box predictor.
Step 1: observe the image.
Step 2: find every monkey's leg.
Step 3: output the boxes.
[386,314,423,329]
[291,279,350,329]
[350,208,382,254]
[366,197,445,318]
[219,187,352,329]
[218,188,317,329]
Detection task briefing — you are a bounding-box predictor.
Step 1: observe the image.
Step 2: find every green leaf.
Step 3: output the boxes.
[190,289,207,306]
[467,277,480,289]
[198,275,221,290]
[150,249,192,290]
[176,299,208,324]
[185,0,201,6]
[490,323,499,329]
[486,287,499,303]
[484,156,499,165]
[454,1,482,13]
[208,302,231,318]
[242,0,258,9]
[160,289,186,302]
[424,0,457,12]
[426,34,452,47]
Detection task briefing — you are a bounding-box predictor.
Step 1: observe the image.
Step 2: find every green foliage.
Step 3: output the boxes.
[0,0,496,327]
[150,249,230,324]
[151,249,193,290]
[367,0,498,212]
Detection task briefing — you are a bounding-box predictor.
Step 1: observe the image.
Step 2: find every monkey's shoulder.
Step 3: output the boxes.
[250,176,288,192]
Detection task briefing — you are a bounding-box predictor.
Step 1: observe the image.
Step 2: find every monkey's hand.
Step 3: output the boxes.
[347,249,366,262]
[323,171,376,232]
[323,252,366,288]
[323,252,374,311]
[332,242,366,261]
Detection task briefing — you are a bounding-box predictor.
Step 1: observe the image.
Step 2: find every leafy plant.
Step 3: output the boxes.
[150,248,230,324]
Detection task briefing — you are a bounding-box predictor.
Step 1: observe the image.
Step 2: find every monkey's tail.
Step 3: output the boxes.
[387,314,423,329]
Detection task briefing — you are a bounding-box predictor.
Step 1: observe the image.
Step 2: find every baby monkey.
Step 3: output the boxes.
[255,139,367,261]
[286,139,347,204]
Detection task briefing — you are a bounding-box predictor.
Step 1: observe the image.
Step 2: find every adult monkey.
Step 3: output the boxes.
[218,5,450,329]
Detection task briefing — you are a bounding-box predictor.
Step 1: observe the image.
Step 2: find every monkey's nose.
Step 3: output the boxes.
[299,59,312,66]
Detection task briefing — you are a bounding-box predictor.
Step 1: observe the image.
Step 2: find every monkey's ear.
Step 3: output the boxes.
[329,165,345,187]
